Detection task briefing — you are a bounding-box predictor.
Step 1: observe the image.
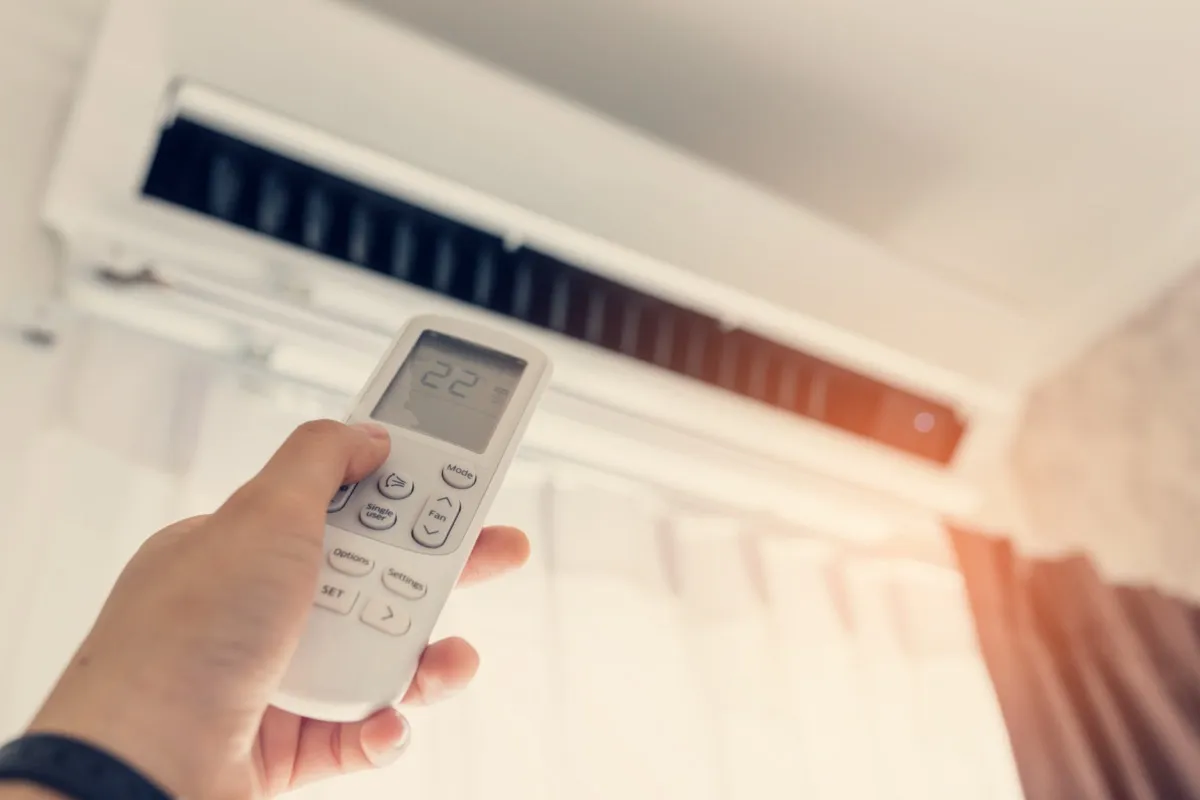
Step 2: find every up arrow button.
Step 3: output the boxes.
[442,461,477,489]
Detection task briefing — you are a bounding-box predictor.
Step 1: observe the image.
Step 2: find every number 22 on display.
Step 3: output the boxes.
[421,361,479,398]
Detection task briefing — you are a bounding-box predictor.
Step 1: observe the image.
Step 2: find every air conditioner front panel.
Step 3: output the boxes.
[45,0,1037,409]
[40,0,1040,540]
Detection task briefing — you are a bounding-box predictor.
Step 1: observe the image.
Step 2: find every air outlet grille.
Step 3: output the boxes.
[141,116,966,464]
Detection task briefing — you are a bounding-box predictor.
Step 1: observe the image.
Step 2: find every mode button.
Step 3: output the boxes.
[442,461,477,489]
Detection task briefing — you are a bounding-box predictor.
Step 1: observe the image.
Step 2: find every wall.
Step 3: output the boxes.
[1011,265,1200,601]
[0,0,111,735]
[0,0,108,311]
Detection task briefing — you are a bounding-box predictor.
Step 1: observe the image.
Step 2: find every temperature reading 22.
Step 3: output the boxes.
[421,360,480,399]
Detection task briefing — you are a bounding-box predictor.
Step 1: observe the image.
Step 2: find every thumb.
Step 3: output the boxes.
[258,419,391,493]
[217,419,391,542]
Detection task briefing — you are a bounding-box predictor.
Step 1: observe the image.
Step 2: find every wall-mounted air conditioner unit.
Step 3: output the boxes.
[40,0,1041,548]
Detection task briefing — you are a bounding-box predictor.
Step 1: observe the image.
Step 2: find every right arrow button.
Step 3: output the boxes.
[411,493,462,549]
[361,598,411,636]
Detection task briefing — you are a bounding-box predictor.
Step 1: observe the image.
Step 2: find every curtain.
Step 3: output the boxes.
[952,526,1200,800]
[0,317,1024,800]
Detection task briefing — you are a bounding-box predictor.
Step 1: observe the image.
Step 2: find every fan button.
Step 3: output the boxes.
[411,495,461,548]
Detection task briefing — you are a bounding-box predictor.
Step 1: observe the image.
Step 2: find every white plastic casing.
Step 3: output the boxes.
[274,314,552,722]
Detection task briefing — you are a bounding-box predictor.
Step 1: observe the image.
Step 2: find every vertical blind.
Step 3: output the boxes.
[0,318,1024,799]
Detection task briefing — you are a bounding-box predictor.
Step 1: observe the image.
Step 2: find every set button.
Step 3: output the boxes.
[314,580,358,615]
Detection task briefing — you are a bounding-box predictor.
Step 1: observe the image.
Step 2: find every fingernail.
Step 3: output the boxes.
[351,422,390,441]
[369,717,411,767]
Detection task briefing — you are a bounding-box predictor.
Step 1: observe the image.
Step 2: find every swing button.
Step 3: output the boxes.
[377,472,414,500]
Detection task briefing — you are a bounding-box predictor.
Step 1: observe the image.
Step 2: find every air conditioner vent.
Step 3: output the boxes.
[141,115,966,464]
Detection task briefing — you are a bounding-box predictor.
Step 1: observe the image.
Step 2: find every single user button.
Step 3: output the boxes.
[328,483,356,513]
[377,471,415,500]
[360,598,412,636]
[442,462,477,490]
[359,502,397,531]
[383,567,428,600]
[328,547,375,577]
[412,494,462,549]
[314,580,358,615]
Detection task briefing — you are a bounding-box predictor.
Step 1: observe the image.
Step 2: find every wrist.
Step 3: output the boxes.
[27,666,213,799]
[0,732,182,800]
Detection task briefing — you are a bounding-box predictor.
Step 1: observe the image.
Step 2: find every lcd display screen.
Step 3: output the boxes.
[371,331,527,453]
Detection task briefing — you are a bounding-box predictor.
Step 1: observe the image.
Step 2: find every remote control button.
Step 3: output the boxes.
[412,494,461,548]
[314,581,358,615]
[360,598,411,636]
[383,567,428,600]
[328,547,375,577]
[377,471,415,500]
[328,483,356,513]
[359,502,397,530]
[442,462,477,490]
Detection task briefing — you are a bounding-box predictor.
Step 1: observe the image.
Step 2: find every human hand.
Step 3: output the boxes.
[21,420,530,798]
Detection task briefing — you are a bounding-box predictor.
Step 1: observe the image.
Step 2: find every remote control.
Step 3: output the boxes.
[274,314,552,722]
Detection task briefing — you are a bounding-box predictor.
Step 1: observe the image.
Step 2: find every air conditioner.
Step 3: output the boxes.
[38,0,1039,550]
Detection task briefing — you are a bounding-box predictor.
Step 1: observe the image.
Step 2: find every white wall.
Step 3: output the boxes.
[355,0,1200,394]
[0,0,107,308]
[1011,267,1200,601]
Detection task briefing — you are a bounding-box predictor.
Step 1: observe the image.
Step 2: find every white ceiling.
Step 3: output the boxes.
[352,0,1200,317]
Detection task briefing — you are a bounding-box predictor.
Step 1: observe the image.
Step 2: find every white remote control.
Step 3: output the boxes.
[274,314,552,722]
